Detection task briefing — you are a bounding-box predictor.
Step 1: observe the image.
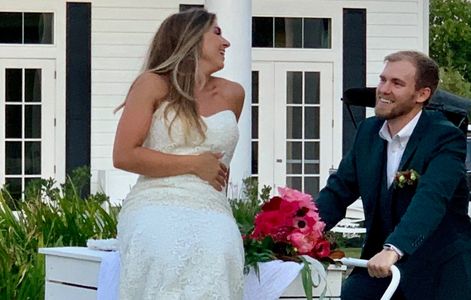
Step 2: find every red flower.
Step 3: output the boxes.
[251,210,292,241]
[261,196,283,211]
[311,239,331,259]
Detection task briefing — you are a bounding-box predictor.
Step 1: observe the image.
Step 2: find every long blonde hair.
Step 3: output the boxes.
[118,8,215,143]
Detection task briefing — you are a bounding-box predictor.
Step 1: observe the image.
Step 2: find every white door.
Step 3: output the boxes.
[253,62,333,196]
[0,59,55,200]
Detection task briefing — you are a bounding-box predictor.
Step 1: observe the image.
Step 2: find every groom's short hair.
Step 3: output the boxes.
[384,51,439,102]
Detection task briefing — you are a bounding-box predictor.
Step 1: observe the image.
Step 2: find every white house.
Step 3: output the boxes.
[0,0,430,204]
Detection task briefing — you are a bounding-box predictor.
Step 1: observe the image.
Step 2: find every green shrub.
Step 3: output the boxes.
[0,167,119,300]
[229,178,274,271]
[439,67,471,99]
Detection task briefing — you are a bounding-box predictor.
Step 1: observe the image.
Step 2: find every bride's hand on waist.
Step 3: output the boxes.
[191,152,228,191]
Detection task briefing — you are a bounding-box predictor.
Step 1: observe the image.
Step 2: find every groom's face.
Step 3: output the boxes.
[374,60,421,121]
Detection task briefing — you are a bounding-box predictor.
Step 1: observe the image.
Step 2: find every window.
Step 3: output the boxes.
[0,12,53,44]
[4,68,43,200]
[285,71,321,196]
[252,17,331,49]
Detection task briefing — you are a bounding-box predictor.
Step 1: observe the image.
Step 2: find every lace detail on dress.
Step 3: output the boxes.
[117,103,244,299]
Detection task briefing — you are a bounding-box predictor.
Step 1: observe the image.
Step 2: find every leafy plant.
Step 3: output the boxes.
[229,178,273,272]
[438,67,471,99]
[430,0,471,82]
[0,167,118,300]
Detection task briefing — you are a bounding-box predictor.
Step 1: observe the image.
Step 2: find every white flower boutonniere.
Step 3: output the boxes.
[394,169,420,189]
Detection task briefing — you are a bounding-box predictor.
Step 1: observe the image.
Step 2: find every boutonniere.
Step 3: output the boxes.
[394,169,420,189]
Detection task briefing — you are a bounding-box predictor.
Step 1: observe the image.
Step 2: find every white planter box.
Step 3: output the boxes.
[39,247,345,300]
[39,247,105,300]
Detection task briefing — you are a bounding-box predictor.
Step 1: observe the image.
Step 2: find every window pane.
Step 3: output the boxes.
[275,18,302,48]
[25,105,41,138]
[286,176,302,191]
[179,4,204,11]
[305,107,320,139]
[304,18,331,48]
[305,72,320,104]
[252,17,273,47]
[6,105,22,138]
[6,69,22,102]
[287,106,302,139]
[304,177,319,197]
[252,106,258,139]
[4,178,22,201]
[25,69,42,102]
[305,142,319,174]
[305,162,320,174]
[0,12,22,43]
[24,13,54,44]
[304,142,319,175]
[6,142,22,175]
[251,141,258,175]
[287,142,302,174]
[287,72,302,104]
[252,71,259,104]
[25,177,42,191]
[25,142,41,174]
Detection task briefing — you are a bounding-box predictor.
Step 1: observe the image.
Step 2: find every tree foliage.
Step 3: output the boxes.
[430,0,471,81]
[439,67,471,99]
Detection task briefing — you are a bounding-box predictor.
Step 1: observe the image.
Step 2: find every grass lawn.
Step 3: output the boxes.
[342,247,362,258]
[339,247,362,278]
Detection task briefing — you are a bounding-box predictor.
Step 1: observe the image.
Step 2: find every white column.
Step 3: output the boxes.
[205,0,252,197]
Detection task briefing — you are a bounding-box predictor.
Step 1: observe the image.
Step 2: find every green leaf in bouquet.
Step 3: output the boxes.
[300,256,314,300]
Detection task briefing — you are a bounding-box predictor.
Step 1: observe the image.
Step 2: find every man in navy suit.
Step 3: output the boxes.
[316,51,471,299]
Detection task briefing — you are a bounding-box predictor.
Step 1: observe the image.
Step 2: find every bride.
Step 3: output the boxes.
[113,8,245,299]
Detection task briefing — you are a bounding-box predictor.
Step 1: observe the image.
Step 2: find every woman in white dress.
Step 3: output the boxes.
[113,8,245,299]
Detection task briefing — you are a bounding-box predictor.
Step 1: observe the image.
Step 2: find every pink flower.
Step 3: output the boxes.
[277,187,313,203]
[287,230,323,254]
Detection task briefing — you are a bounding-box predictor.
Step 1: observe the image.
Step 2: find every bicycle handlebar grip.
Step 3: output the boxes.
[336,258,401,300]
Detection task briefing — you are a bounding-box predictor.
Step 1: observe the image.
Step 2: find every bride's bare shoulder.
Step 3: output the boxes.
[127,72,170,107]
[211,77,245,119]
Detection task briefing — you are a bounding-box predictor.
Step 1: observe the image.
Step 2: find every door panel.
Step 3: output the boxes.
[253,62,333,196]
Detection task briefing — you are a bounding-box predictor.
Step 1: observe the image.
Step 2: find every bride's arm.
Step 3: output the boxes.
[113,72,227,191]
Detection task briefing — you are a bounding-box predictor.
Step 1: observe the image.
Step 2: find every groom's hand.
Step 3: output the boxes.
[367,249,399,278]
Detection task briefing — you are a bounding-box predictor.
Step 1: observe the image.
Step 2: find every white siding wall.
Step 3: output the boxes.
[89,0,428,197]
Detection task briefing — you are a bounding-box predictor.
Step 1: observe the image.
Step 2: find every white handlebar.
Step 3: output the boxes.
[337,258,401,300]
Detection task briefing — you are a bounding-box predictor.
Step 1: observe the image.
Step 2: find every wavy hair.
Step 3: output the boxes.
[118,8,215,143]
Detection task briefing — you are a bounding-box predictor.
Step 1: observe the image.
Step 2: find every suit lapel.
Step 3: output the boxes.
[398,110,429,171]
[363,122,387,222]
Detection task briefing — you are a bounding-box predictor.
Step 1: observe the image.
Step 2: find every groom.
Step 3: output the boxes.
[316,51,471,299]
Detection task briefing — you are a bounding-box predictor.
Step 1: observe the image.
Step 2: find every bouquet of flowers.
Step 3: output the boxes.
[249,186,331,260]
[230,180,343,299]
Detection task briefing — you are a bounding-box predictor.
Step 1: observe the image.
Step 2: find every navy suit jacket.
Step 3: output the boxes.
[316,109,471,295]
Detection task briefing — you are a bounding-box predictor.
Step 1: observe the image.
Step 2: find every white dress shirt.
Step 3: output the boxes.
[378,111,422,187]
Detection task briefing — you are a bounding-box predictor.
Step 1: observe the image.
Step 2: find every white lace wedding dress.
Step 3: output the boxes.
[117,103,244,299]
